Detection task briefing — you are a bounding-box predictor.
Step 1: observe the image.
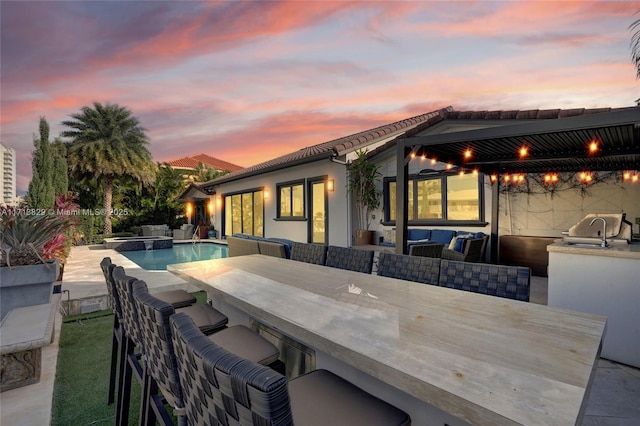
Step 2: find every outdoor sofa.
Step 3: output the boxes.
[141,224,170,237]
[380,228,488,261]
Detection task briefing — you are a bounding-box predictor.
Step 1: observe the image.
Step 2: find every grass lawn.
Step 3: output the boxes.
[51,292,205,425]
[51,312,142,425]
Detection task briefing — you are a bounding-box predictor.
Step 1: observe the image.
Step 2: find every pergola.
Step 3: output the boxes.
[394,107,640,261]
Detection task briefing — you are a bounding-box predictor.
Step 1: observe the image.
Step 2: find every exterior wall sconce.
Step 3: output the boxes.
[263,189,270,199]
[208,200,214,215]
[216,195,222,207]
[186,203,193,224]
[327,179,335,192]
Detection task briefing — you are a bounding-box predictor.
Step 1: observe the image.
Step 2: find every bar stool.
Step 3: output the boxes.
[171,312,411,426]
[110,266,229,425]
[132,280,282,425]
[100,257,225,409]
[326,245,375,273]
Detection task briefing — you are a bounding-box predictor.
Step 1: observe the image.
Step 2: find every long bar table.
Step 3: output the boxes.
[169,255,606,425]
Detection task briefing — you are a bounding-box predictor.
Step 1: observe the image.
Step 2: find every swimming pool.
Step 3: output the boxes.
[121,243,228,270]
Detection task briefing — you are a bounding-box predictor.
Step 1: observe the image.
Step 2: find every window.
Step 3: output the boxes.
[277,181,305,218]
[309,178,328,244]
[384,174,482,224]
[224,189,264,237]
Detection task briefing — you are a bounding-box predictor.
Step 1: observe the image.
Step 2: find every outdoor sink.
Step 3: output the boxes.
[562,236,628,248]
[565,242,609,249]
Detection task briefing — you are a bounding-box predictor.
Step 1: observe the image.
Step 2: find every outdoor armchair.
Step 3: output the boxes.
[441,237,486,263]
[409,243,444,258]
[172,223,194,240]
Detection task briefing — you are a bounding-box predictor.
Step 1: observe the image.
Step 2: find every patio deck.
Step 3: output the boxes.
[1,245,638,425]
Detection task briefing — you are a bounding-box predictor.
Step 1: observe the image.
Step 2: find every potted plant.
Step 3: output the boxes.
[197,220,209,239]
[208,225,217,239]
[348,149,381,245]
[0,209,68,320]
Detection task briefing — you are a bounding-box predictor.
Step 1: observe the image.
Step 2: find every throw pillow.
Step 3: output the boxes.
[383,229,396,243]
[448,236,458,250]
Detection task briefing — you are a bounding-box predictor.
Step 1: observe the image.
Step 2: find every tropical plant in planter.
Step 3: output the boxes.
[348,149,381,245]
[0,209,68,319]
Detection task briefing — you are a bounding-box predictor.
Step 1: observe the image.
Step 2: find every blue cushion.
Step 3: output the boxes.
[430,229,456,245]
[454,234,473,252]
[408,229,431,241]
[379,241,396,247]
[232,233,251,239]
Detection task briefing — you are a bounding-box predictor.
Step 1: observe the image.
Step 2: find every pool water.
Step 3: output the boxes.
[121,243,228,270]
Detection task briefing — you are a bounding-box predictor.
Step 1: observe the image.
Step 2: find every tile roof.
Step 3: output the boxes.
[166,154,243,172]
[200,107,453,188]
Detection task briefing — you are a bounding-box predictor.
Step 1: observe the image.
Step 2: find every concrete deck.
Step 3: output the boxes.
[1,244,638,425]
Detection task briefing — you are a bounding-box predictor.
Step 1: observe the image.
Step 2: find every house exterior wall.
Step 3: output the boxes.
[368,149,493,243]
[367,150,639,243]
[211,159,351,246]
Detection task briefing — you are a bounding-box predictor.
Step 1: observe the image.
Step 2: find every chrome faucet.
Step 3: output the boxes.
[589,217,608,247]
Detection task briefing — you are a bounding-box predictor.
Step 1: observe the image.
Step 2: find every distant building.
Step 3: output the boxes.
[166,153,243,175]
[0,142,17,206]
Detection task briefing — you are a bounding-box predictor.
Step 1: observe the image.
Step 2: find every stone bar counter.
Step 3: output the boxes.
[548,241,640,368]
[170,255,605,426]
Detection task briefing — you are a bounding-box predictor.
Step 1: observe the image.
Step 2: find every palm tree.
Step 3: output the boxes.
[193,162,226,183]
[62,102,155,235]
[631,11,640,80]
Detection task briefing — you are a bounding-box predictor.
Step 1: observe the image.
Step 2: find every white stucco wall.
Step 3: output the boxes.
[209,149,639,248]
[210,159,352,246]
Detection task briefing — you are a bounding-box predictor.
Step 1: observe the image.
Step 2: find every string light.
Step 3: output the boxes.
[519,146,528,157]
[579,171,593,183]
[464,149,472,159]
[490,174,498,183]
[446,163,453,170]
[589,140,598,153]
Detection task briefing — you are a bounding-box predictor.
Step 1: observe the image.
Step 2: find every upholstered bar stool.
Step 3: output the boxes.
[171,313,411,426]
[290,241,328,265]
[326,245,375,273]
[100,257,223,408]
[99,257,125,406]
[132,280,282,426]
[111,266,229,426]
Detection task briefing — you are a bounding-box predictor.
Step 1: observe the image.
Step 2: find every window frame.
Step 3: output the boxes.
[382,173,486,227]
[276,179,306,221]
[222,187,265,237]
[307,175,329,244]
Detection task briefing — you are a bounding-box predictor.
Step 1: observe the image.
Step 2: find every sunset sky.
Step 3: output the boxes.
[1,0,638,193]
